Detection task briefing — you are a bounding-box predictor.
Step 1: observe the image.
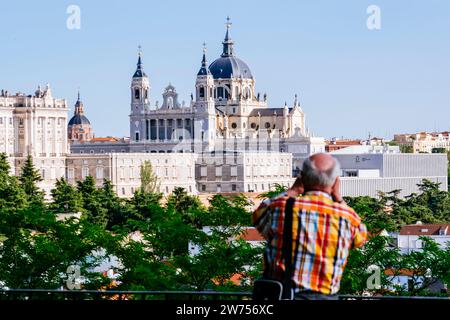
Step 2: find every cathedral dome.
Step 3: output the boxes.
[68,114,91,126]
[208,17,253,80]
[68,92,91,126]
[209,56,253,79]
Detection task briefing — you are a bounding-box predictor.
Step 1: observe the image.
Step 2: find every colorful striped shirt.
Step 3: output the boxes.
[253,191,367,295]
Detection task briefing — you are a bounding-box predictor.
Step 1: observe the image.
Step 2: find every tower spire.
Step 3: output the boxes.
[74,90,84,115]
[197,42,211,76]
[133,45,147,78]
[222,16,234,57]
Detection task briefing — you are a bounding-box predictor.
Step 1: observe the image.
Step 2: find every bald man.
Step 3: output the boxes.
[253,153,367,300]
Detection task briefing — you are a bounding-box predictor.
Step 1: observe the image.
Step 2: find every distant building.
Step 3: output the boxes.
[67,91,93,143]
[325,139,362,152]
[196,151,292,193]
[66,152,197,197]
[0,85,68,195]
[398,223,450,254]
[332,153,448,198]
[330,145,399,155]
[393,131,450,153]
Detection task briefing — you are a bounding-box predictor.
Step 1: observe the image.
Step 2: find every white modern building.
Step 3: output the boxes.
[333,152,448,198]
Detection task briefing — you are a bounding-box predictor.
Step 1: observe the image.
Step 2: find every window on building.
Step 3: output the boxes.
[344,170,358,177]
[82,167,89,179]
[135,132,140,141]
[199,87,205,98]
[232,184,236,191]
[135,89,140,100]
[231,122,237,129]
[96,167,104,179]
[201,184,206,192]
[217,184,221,192]
[122,187,126,195]
[68,168,74,179]
[217,87,224,99]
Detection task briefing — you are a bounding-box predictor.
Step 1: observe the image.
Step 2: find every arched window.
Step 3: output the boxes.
[144,89,148,99]
[135,88,140,100]
[135,132,140,141]
[199,87,205,98]
[217,87,224,99]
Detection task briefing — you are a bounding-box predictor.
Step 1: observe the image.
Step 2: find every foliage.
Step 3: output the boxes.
[0,151,448,298]
[19,155,45,207]
[258,183,287,200]
[77,176,108,228]
[50,177,83,213]
[139,160,160,194]
[0,153,28,212]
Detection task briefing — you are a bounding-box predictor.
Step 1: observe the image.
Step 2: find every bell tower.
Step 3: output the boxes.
[194,44,216,151]
[130,46,150,142]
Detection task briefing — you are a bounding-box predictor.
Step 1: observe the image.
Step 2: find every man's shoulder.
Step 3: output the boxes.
[332,202,362,225]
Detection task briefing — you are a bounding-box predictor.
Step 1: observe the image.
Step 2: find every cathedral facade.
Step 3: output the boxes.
[127,18,325,171]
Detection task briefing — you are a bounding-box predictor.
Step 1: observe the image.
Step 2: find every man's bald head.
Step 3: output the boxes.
[301,153,341,190]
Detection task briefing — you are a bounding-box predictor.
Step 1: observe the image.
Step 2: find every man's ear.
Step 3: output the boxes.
[331,176,340,191]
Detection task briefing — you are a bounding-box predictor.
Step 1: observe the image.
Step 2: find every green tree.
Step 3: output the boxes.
[77,176,108,228]
[338,236,402,295]
[400,145,414,153]
[140,160,160,194]
[0,205,113,290]
[19,155,45,206]
[50,177,83,213]
[0,153,27,212]
[166,187,205,227]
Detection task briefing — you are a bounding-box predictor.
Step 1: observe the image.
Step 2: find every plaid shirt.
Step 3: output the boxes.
[253,191,367,295]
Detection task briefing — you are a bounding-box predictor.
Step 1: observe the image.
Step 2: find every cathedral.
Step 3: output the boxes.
[69,18,326,193]
[75,18,324,172]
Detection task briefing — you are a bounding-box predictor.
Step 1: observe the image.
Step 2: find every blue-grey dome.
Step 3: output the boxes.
[68,114,90,126]
[209,56,253,79]
[208,18,253,79]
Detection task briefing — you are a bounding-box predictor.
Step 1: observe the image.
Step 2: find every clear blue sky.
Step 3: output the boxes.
[1,0,449,139]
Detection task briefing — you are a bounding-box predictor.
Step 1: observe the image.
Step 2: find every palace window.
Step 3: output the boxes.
[135,89,140,100]
[199,87,205,98]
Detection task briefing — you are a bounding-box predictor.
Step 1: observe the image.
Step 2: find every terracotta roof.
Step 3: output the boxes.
[239,228,264,241]
[384,268,425,276]
[399,224,450,236]
[90,137,120,142]
[325,140,362,146]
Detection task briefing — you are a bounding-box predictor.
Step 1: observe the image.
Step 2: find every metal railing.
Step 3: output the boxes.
[0,289,448,301]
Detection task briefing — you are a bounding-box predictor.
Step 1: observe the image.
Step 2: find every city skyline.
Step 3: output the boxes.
[1,0,449,139]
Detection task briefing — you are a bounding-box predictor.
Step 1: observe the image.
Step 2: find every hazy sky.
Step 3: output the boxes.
[1,0,449,139]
